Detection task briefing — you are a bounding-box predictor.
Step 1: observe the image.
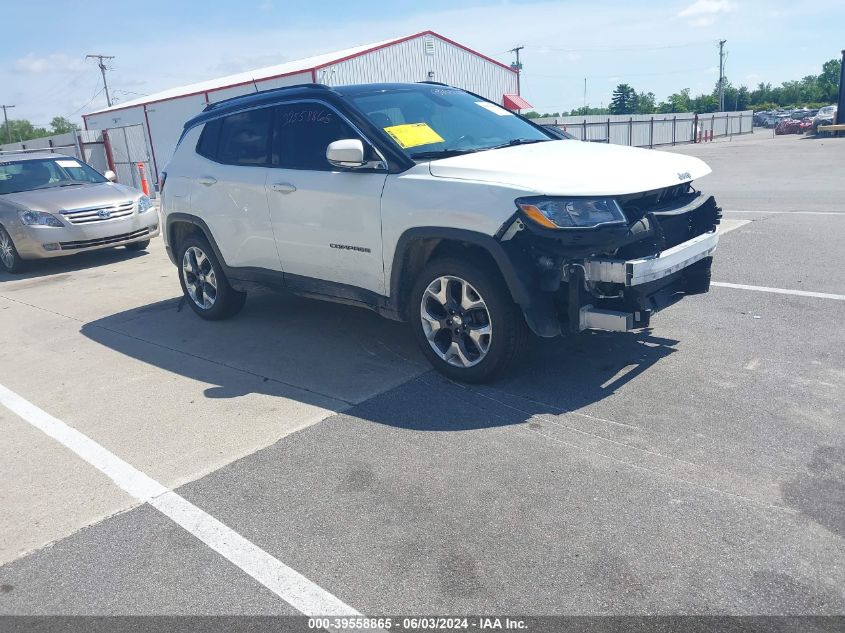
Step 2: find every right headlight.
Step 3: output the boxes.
[516,197,626,229]
[138,195,153,213]
[19,210,63,228]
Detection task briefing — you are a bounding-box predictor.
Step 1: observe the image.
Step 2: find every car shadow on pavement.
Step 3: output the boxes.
[0,248,148,282]
[346,329,679,431]
[80,288,679,430]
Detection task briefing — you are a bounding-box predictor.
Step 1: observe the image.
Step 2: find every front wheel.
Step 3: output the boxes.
[0,226,25,274]
[410,257,527,383]
[177,235,245,320]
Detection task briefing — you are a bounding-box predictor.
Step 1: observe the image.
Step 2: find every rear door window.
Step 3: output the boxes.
[213,108,274,166]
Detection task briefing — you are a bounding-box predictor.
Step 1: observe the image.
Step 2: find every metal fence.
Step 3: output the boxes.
[533,111,754,148]
[0,130,109,174]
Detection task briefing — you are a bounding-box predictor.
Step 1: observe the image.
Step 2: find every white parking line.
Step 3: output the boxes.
[723,210,844,215]
[718,219,750,234]
[711,282,845,301]
[0,382,359,617]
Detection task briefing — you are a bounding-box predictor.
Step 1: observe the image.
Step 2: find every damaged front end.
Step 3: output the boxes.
[498,184,721,336]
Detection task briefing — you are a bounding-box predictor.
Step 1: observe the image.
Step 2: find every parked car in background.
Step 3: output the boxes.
[161,82,720,381]
[813,105,838,134]
[0,153,159,273]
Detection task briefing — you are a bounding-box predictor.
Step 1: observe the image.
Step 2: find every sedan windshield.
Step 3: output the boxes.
[0,157,107,195]
[346,85,551,160]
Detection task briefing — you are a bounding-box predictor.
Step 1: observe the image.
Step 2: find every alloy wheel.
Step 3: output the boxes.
[419,275,492,368]
[182,246,218,310]
[0,230,15,270]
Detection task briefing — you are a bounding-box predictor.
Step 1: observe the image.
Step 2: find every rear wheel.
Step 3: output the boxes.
[177,235,245,320]
[410,257,527,383]
[0,226,25,274]
[125,239,150,252]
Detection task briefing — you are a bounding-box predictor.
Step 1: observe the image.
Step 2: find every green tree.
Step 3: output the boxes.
[658,88,692,113]
[609,84,637,114]
[818,58,841,102]
[49,117,79,134]
[635,91,656,114]
[0,119,49,144]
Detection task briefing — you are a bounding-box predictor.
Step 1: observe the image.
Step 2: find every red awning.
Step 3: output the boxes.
[503,93,532,111]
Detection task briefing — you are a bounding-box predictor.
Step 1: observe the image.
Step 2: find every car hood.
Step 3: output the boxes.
[1,182,141,213]
[427,140,711,196]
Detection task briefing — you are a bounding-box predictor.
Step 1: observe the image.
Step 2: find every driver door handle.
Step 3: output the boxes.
[271,182,297,194]
[198,176,217,186]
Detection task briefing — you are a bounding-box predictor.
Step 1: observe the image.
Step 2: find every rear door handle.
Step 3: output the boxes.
[198,176,217,186]
[271,182,297,194]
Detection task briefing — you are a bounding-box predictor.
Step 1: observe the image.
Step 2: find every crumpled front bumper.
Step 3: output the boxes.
[581,230,719,287]
[567,230,719,332]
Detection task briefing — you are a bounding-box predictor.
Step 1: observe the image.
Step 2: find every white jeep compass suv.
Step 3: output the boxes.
[161,82,720,382]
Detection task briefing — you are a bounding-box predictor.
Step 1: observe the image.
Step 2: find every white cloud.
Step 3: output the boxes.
[678,0,735,18]
[13,53,86,74]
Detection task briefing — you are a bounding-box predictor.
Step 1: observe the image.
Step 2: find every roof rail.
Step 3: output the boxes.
[417,81,450,87]
[203,83,333,111]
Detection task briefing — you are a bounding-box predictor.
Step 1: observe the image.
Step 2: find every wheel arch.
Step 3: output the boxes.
[389,227,532,320]
[166,213,226,267]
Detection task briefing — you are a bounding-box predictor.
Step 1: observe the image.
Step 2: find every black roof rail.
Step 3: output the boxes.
[417,81,450,87]
[202,83,334,111]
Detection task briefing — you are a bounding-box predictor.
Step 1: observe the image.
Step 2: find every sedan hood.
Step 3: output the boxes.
[2,182,140,213]
[427,140,711,196]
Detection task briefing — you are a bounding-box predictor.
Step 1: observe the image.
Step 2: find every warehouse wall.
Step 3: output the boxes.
[320,34,517,104]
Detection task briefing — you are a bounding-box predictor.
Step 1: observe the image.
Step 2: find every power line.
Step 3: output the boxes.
[85,54,115,107]
[66,86,105,118]
[1,104,15,143]
[528,40,714,54]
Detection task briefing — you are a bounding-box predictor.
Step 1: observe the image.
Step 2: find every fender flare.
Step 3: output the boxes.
[389,227,532,306]
[165,213,226,266]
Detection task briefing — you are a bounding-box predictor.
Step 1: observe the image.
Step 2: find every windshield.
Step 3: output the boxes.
[0,157,107,195]
[346,85,551,159]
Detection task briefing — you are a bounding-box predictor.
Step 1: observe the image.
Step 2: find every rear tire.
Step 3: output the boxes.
[0,226,25,274]
[177,234,245,320]
[125,239,150,252]
[410,257,527,383]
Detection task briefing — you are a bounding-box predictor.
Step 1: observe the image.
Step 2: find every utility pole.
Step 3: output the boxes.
[509,45,524,95]
[86,54,115,107]
[718,39,727,112]
[1,104,15,143]
[583,77,587,112]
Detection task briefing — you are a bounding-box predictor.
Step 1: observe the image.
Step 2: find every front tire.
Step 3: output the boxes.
[0,226,25,274]
[177,235,245,320]
[410,257,527,383]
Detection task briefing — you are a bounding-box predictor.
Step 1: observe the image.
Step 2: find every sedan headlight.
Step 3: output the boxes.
[138,195,153,213]
[516,197,626,229]
[19,210,63,228]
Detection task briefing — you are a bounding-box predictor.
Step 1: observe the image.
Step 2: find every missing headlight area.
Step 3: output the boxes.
[501,189,722,338]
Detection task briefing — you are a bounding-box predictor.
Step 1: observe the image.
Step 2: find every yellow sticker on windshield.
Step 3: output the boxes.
[383,123,444,148]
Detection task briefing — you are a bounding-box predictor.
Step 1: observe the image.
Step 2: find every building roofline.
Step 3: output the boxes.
[83,31,515,120]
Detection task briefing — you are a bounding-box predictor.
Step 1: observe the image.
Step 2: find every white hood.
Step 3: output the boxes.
[427,140,711,196]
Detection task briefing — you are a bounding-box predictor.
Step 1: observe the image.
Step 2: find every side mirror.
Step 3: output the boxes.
[104,170,117,182]
[326,139,366,168]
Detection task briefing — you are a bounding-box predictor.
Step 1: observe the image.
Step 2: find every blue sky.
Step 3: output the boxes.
[2,0,843,126]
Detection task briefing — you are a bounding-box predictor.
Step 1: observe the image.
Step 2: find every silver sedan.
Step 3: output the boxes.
[0,152,160,273]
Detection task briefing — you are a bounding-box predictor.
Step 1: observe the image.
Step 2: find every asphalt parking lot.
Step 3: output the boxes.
[1,132,843,624]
